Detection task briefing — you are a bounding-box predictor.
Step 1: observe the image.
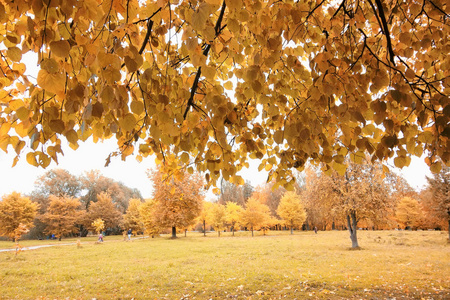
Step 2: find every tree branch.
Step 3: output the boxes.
[183,1,227,119]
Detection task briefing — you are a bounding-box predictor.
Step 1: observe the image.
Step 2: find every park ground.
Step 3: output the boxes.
[0,230,449,299]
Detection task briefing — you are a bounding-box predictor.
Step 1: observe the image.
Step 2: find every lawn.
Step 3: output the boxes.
[0,230,449,299]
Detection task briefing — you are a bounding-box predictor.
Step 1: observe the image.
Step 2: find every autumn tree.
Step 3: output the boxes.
[424,166,450,238]
[0,1,448,200]
[150,168,204,238]
[80,170,142,212]
[225,202,243,235]
[208,202,227,237]
[239,197,272,237]
[219,180,253,206]
[85,192,123,235]
[395,197,422,230]
[0,192,39,242]
[92,218,105,234]
[277,191,307,234]
[40,195,84,240]
[139,199,162,237]
[197,201,213,236]
[123,198,144,235]
[315,159,394,248]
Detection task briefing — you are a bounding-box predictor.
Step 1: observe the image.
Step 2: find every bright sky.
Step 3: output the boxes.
[0,136,432,200]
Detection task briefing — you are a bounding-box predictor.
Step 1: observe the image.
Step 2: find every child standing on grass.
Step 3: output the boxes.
[127,228,132,241]
[98,233,103,242]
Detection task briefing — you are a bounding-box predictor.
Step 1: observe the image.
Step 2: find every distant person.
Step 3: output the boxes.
[314,226,318,234]
[127,228,132,241]
[98,233,103,243]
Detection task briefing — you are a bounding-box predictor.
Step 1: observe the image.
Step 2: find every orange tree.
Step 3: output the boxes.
[84,192,123,234]
[40,195,84,240]
[149,167,204,238]
[0,1,447,190]
[0,192,39,242]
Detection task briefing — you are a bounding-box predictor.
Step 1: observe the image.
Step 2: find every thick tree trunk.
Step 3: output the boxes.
[232,226,235,236]
[347,211,359,248]
[184,229,187,237]
[251,226,254,237]
[203,220,206,236]
[218,230,220,237]
[171,226,177,238]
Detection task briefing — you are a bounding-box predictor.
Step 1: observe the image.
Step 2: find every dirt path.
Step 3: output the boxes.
[0,236,146,253]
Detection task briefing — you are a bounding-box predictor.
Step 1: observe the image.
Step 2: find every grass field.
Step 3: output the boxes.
[0,230,449,299]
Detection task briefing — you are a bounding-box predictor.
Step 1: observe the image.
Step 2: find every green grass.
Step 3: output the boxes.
[0,230,449,299]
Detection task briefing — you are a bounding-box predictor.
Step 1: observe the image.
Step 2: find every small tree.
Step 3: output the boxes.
[240,197,272,237]
[277,191,307,234]
[40,195,84,241]
[396,197,422,229]
[92,218,105,234]
[0,192,39,242]
[197,201,213,236]
[139,199,162,237]
[123,198,144,235]
[208,203,227,237]
[150,167,204,238]
[225,202,244,236]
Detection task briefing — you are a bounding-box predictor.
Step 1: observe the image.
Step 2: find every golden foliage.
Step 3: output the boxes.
[0,0,447,189]
[0,192,38,241]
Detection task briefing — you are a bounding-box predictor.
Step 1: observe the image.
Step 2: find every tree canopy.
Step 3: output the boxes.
[0,0,448,189]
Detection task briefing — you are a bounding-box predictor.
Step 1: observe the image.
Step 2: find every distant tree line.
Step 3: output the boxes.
[0,162,448,247]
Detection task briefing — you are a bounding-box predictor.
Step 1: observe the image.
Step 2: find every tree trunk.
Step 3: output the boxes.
[448,217,450,240]
[203,220,206,236]
[232,226,235,236]
[59,236,61,241]
[171,226,177,238]
[184,229,187,237]
[218,230,220,237]
[290,226,293,235]
[347,211,359,248]
[251,226,254,237]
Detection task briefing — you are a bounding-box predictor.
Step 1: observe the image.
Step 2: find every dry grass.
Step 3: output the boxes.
[0,230,449,299]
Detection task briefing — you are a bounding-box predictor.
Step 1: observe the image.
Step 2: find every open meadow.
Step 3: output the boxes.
[0,230,449,299]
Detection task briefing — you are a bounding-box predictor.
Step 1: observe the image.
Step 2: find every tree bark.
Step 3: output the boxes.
[251,226,254,237]
[184,229,187,237]
[203,220,206,236]
[347,211,359,248]
[290,226,293,235]
[171,226,177,238]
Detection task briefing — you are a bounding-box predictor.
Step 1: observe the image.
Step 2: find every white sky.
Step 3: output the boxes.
[0,136,432,200]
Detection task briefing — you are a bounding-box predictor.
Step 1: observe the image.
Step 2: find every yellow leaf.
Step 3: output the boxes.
[50,40,71,58]
[120,113,136,132]
[49,119,65,134]
[65,129,78,144]
[224,81,233,90]
[15,106,29,121]
[191,2,211,31]
[130,100,144,115]
[274,130,283,144]
[202,65,216,80]
[430,161,442,173]
[26,152,38,167]
[37,69,66,95]
[7,47,22,62]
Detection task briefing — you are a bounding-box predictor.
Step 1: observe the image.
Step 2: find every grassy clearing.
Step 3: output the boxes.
[0,230,449,299]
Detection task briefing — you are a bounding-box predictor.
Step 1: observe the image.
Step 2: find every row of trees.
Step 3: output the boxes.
[0,162,448,248]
